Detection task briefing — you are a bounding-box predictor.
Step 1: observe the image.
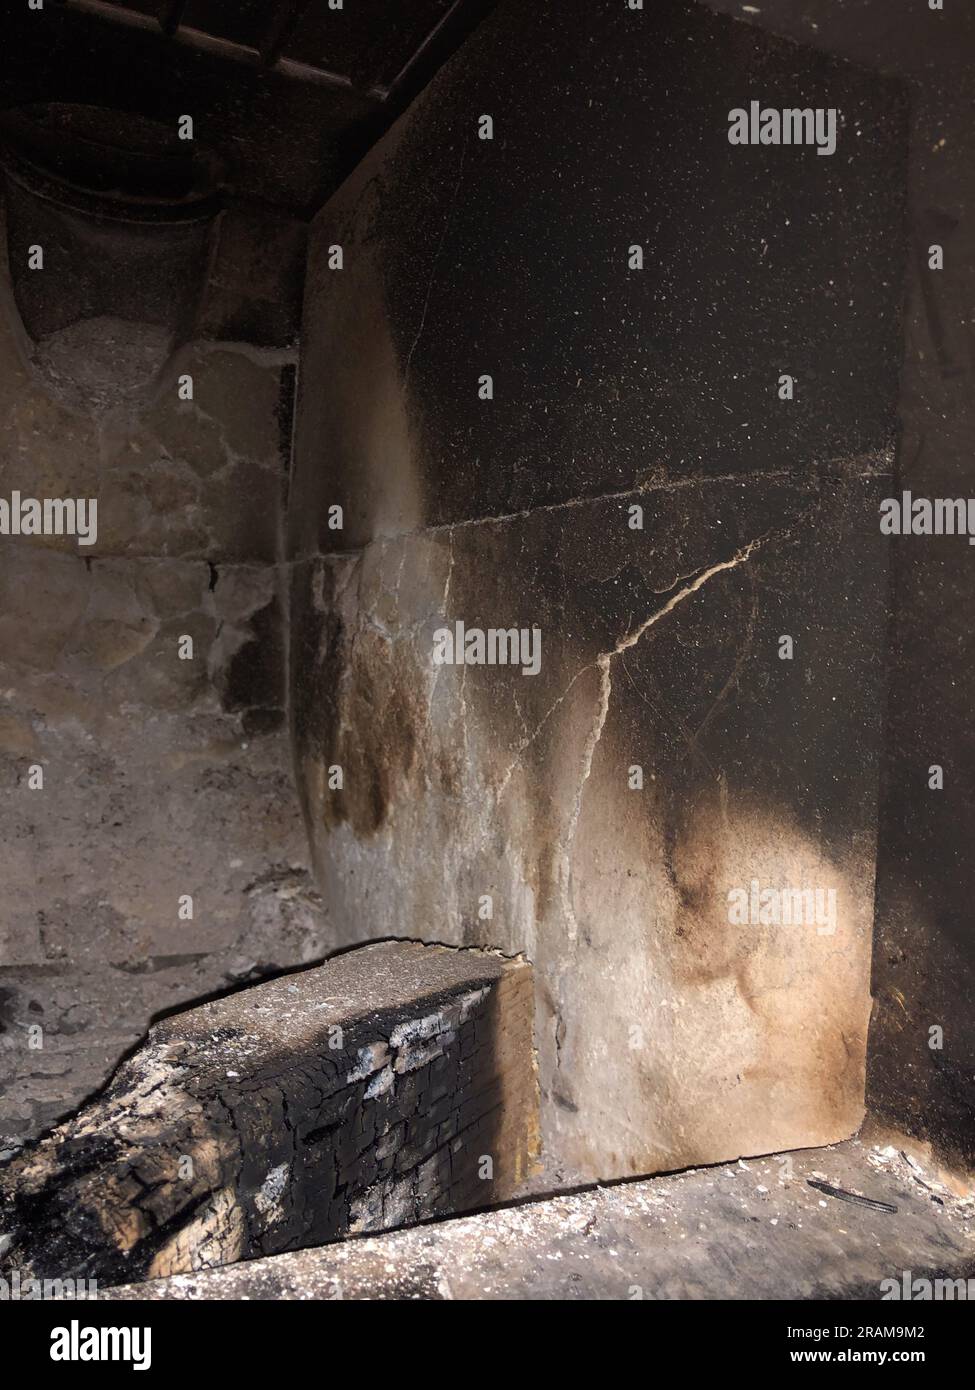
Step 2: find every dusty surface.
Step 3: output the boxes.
[103,1138,975,1301]
[288,0,907,1179]
[0,200,317,1149]
[705,0,975,1182]
[0,942,537,1284]
[3,0,969,1238]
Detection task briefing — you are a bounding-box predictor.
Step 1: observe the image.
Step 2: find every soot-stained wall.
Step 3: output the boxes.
[706,0,975,1199]
[289,0,908,1178]
[0,202,322,1149]
[739,0,975,1181]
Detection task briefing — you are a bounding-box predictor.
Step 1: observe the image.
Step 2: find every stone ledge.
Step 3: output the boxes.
[102,1140,975,1301]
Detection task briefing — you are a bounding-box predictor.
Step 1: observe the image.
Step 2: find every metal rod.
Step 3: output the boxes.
[61,0,370,97]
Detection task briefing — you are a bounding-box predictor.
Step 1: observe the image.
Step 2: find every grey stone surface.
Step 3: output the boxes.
[288,0,908,1181]
[102,1138,975,1301]
[291,469,891,1177]
[290,0,906,556]
[705,0,975,1184]
[0,200,316,1147]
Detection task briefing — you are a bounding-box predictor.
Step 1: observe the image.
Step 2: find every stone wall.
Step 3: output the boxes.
[288,0,908,1179]
[704,0,975,1198]
[0,200,320,1149]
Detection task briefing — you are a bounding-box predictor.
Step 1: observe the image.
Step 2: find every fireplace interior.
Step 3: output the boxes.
[0,0,972,1301]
